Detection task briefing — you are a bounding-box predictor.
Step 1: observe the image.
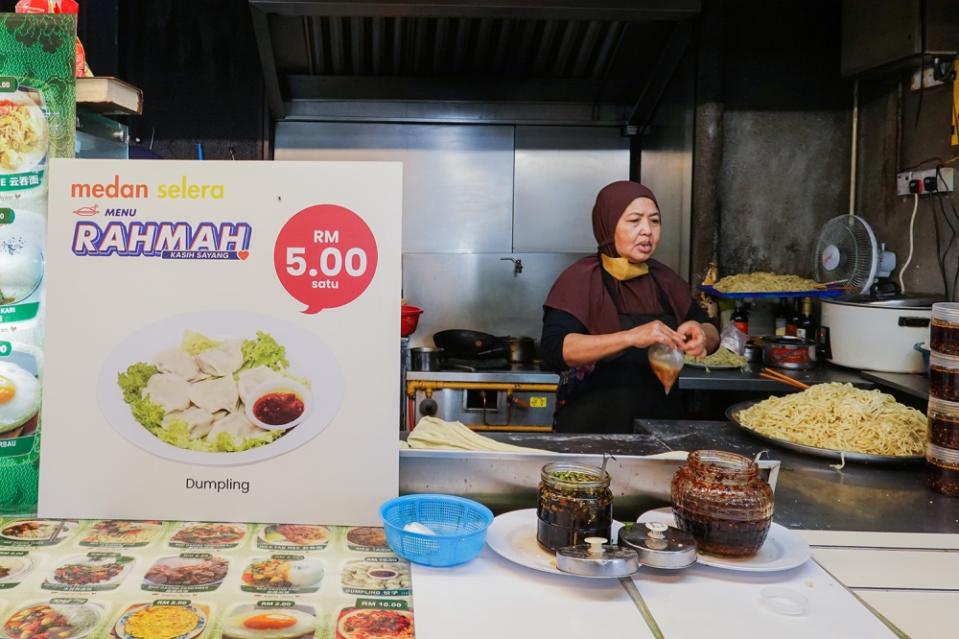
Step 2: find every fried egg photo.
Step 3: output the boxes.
[0,361,40,434]
[222,609,316,639]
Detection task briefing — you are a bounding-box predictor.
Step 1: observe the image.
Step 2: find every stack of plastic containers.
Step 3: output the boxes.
[928,303,959,496]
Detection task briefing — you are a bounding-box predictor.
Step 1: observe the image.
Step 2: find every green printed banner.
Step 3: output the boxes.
[0,302,39,323]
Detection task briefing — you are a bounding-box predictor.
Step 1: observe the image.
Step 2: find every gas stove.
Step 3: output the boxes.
[405,363,559,431]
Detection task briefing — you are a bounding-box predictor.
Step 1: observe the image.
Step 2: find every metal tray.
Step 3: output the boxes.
[726,400,924,465]
[701,285,845,300]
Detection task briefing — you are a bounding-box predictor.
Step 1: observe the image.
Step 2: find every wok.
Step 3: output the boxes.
[433,329,507,359]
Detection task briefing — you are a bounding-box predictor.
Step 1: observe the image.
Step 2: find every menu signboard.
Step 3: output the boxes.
[39,160,401,524]
[0,516,414,639]
[0,12,76,516]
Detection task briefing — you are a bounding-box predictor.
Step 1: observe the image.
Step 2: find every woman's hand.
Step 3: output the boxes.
[677,321,708,357]
[627,320,686,351]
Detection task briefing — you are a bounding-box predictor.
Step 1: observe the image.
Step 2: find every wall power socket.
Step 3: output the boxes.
[896,167,954,196]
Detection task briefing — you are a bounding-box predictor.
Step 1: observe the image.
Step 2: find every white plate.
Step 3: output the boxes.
[0,90,48,176]
[485,508,623,579]
[97,310,344,466]
[637,507,810,572]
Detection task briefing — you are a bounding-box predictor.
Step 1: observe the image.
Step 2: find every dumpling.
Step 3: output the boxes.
[188,376,239,413]
[155,347,200,380]
[142,373,191,412]
[237,366,281,405]
[196,340,244,377]
[206,412,264,443]
[163,407,216,438]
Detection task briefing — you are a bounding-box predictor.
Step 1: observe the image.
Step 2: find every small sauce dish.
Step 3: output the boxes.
[245,379,312,431]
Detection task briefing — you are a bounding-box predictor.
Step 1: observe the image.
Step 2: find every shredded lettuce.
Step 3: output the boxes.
[241,331,289,372]
[181,330,221,356]
[117,363,159,404]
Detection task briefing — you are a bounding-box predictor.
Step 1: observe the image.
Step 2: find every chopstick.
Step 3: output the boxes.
[759,367,810,391]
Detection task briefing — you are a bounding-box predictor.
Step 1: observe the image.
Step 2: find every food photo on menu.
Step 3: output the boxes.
[335,607,414,639]
[0,520,77,546]
[93,311,346,469]
[220,603,318,639]
[0,87,48,176]
[2,600,105,639]
[42,552,134,592]
[111,601,210,639]
[115,329,312,454]
[169,522,248,548]
[142,554,230,592]
[258,524,331,549]
[79,520,164,547]
[241,555,325,593]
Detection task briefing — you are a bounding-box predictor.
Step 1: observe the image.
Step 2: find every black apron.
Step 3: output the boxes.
[553,270,684,434]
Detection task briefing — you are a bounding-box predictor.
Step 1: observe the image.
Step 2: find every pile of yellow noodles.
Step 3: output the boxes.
[712,272,823,293]
[685,347,747,369]
[0,104,40,171]
[735,383,926,456]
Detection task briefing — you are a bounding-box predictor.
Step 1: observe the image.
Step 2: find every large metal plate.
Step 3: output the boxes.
[726,400,924,465]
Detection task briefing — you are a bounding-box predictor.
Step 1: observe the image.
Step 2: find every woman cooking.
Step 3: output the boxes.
[541,181,720,433]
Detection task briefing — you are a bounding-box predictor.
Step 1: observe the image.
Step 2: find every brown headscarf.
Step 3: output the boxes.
[544,181,693,335]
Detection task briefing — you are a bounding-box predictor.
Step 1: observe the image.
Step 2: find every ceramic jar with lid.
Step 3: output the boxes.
[671,450,774,557]
[536,462,612,551]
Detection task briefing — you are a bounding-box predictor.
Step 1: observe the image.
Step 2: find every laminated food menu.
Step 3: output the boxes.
[0,518,415,639]
[0,13,76,516]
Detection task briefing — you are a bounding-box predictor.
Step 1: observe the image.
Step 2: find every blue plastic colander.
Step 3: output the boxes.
[380,494,493,567]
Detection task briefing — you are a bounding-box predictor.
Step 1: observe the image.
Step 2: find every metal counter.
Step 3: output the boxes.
[401,422,959,534]
[408,362,869,391]
[679,363,870,392]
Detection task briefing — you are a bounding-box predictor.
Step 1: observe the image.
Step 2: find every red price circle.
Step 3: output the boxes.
[274,204,379,314]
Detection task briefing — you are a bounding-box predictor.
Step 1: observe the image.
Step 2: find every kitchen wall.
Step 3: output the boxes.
[275,122,639,344]
[857,73,959,299]
[691,0,853,280]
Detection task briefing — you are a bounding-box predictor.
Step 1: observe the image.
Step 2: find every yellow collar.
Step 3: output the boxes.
[601,254,649,280]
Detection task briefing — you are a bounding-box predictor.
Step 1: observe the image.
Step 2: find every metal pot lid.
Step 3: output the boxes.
[555,537,640,578]
[619,522,698,570]
[823,295,943,309]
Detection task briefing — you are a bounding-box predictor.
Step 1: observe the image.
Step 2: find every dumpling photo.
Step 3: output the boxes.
[116,330,313,454]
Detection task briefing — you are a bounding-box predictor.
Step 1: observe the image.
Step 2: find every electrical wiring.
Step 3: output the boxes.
[933,191,949,297]
[899,193,920,294]
[935,191,957,299]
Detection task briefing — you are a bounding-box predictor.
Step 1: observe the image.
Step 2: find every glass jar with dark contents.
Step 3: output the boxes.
[927,443,959,497]
[928,397,959,449]
[931,303,959,356]
[671,450,774,557]
[930,352,959,402]
[536,463,612,552]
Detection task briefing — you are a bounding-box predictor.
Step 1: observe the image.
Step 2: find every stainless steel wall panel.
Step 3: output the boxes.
[275,121,515,253]
[402,252,588,346]
[513,126,629,253]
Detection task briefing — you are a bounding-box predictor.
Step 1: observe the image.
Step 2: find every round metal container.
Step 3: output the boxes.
[410,347,444,371]
[556,537,640,578]
[618,521,697,569]
[762,336,816,370]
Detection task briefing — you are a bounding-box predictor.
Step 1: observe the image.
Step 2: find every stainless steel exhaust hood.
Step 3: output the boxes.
[249,0,701,126]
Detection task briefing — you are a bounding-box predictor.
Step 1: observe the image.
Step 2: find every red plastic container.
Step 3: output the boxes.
[401,306,423,337]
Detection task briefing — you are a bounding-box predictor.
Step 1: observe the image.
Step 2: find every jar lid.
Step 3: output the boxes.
[928,396,959,415]
[927,442,959,465]
[933,303,959,324]
[555,537,640,578]
[618,522,698,570]
[930,351,959,369]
